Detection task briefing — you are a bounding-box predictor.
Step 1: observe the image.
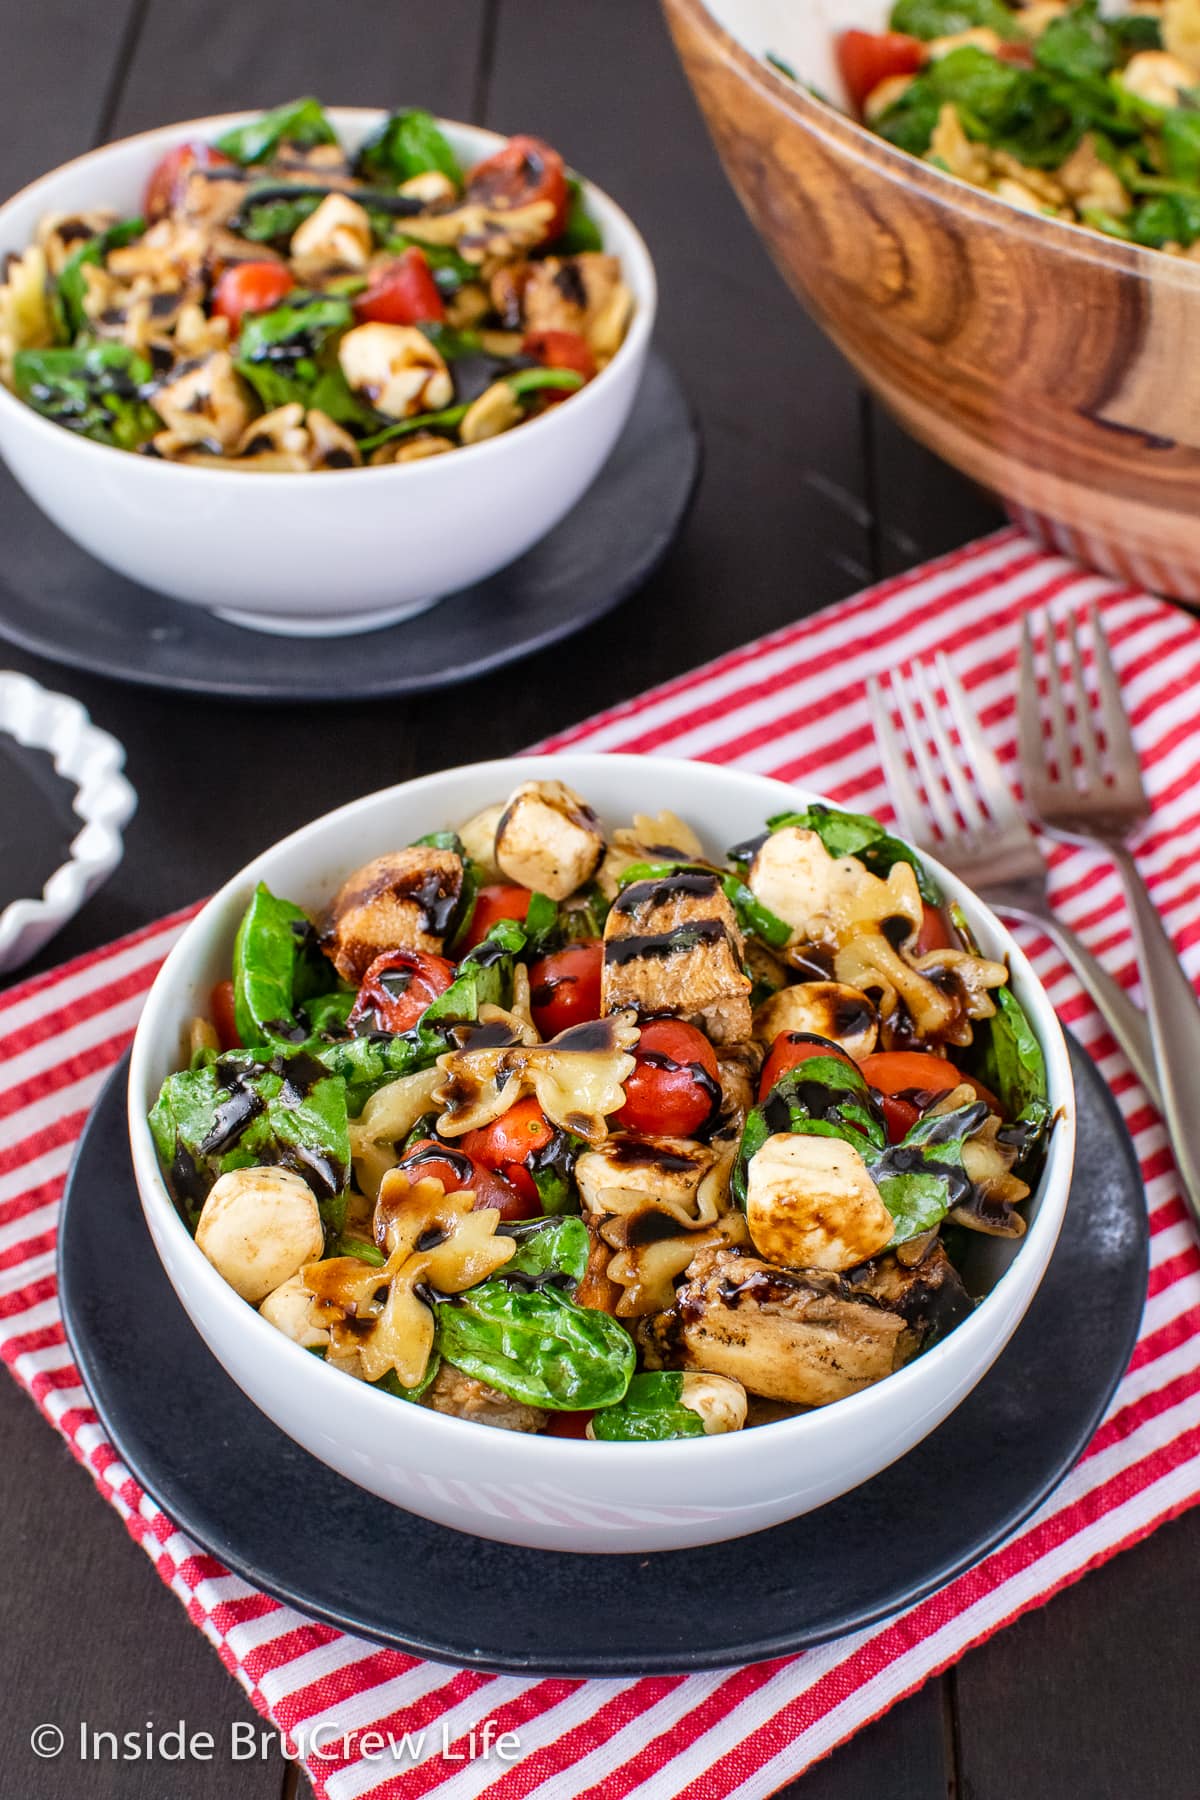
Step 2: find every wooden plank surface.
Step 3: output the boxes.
[0,1,1196,1796]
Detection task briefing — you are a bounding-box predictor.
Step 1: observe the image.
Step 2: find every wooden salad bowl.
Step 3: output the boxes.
[663,0,1200,600]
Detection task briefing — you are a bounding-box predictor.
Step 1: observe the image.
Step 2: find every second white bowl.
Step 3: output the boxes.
[0,112,656,636]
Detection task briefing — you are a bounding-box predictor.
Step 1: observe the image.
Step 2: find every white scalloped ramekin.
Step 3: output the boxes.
[0,671,136,973]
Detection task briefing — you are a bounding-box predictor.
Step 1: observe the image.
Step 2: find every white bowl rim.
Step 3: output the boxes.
[127,751,1075,1467]
[0,106,658,482]
[685,0,1200,289]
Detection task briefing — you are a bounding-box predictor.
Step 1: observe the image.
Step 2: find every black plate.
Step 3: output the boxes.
[60,1038,1146,1677]
[0,352,699,704]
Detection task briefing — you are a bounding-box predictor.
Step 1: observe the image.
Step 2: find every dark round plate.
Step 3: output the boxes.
[60,1037,1146,1677]
[0,352,699,704]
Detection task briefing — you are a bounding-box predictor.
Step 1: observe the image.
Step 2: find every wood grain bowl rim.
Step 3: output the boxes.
[664,0,1200,293]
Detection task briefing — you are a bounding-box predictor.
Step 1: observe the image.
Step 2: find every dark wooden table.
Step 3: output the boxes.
[2,3,1197,1796]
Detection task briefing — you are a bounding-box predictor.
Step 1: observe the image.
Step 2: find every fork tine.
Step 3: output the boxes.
[866,675,928,845]
[1090,606,1148,806]
[1017,614,1052,814]
[936,652,1035,842]
[1066,613,1103,792]
[891,666,960,840]
[911,658,985,837]
[1038,609,1076,791]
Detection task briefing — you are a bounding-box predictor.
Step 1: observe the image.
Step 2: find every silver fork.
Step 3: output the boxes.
[1019,606,1200,1225]
[867,654,1160,1107]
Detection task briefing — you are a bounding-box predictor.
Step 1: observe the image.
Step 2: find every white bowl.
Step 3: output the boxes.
[0,112,656,637]
[127,753,1075,1553]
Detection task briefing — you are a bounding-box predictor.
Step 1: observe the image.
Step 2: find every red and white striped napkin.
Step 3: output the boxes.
[3,526,1199,1800]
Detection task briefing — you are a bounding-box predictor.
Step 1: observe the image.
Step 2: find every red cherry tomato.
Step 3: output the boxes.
[522,329,597,383]
[617,1018,720,1138]
[143,141,234,220]
[460,1096,555,1170]
[914,904,955,956]
[210,979,241,1052]
[354,248,446,326]
[546,1410,594,1438]
[758,1032,856,1102]
[461,884,533,950]
[860,1050,997,1143]
[466,135,569,242]
[836,29,925,112]
[397,1138,537,1221]
[212,260,295,327]
[347,948,456,1035]
[528,940,603,1037]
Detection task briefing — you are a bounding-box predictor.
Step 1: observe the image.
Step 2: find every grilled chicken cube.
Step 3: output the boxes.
[419,1361,547,1434]
[752,981,878,1060]
[714,1041,762,1131]
[337,322,453,419]
[639,1246,912,1407]
[493,779,605,900]
[150,351,252,449]
[323,847,464,983]
[743,1132,895,1273]
[845,1239,973,1343]
[601,868,751,1044]
[521,252,632,358]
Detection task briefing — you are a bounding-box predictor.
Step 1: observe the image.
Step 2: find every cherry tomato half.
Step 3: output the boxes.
[144,141,235,220]
[347,948,456,1035]
[758,1032,856,1102]
[397,1138,537,1221]
[460,1096,555,1170]
[354,247,446,326]
[461,884,533,950]
[210,979,241,1052]
[528,940,603,1037]
[836,29,925,112]
[617,1018,720,1138]
[859,1050,996,1144]
[522,329,597,383]
[466,135,569,242]
[212,260,295,327]
[914,903,955,956]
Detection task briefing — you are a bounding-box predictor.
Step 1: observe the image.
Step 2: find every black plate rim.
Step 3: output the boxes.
[60,1038,1148,1676]
[0,351,701,706]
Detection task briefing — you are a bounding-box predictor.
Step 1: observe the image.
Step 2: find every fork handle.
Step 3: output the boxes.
[1000,898,1161,1109]
[1112,845,1200,1229]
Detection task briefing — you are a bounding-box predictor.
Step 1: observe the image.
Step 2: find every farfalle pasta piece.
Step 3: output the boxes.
[434,1012,639,1143]
[596,809,706,898]
[575,1135,731,1230]
[302,1173,514,1387]
[348,1065,444,1201]
[606,1214,751,1318]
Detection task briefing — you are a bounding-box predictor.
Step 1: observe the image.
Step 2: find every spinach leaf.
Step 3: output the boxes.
[889,0,1024,39]
[1130,192,1200,247]
[234,294,355,411]
[1161,108,1200,186]
[232,882,341,1048]
[356,109,462,186]
[590,1372,707,1441]
[148,1049,350,1224]
[356,401,471,454]
[436,1281,634,1409]
[556,176,604,253]
[868,1099,989,1243]
[53,216,145,339]
[1034,5,1117,82]
[507,366,583,399]
[734,1054,887,1205]
[501,1215,590,1286]
[762,802,942,903]
[214,99,338,165]
[373,1354,442,1401]
[616,859,792,950]
[235,190,322,247]
[12,343,159,449]
[966,984,1051,1154]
